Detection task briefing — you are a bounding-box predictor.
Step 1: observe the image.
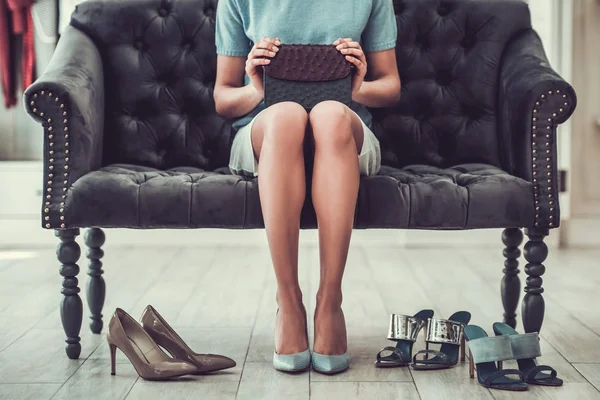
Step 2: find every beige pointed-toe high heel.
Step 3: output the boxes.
[106,308,196,380]
[141,305,237,374]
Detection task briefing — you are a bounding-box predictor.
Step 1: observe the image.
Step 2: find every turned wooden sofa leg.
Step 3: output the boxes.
[501,228,523,329]
[56,229,83,359]
[522,227,549,333]
[85,228,106,334]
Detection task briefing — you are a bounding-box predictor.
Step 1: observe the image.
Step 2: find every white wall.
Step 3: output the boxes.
[59,0,81,34]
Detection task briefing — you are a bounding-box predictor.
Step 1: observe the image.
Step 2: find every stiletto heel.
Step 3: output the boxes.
[109,342,117,375]
[374,309,434,368]
[460,335,466,362]
[106,308,196,380]
[411,311,471,370]
[493,322,563,386]
[469,349,474,378]
[464,325,527,391]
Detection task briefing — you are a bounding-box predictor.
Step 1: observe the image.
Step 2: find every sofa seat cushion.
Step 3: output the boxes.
[357,164,534,229]
[64,164,264,229]
[63,163,534,230]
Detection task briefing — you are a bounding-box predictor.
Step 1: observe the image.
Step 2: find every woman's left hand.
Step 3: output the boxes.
[334,38,367,96]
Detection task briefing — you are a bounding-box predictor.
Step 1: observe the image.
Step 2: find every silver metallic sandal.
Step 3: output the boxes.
[374,309,433,368]
[411,311,471,370]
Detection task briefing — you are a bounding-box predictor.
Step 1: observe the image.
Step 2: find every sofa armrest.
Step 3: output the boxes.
[499,29,577,179]
[498,29,577,228]
[23,25,104,229]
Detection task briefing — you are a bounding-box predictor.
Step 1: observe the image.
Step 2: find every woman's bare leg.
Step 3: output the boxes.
[252,102,309,354]
[308,101,364,355]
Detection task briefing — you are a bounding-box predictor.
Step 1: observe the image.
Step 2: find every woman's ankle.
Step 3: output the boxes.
[315,287,343,311]
[276,286,305,311]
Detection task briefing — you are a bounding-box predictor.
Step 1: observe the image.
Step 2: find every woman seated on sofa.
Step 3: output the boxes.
[213,0,401,374]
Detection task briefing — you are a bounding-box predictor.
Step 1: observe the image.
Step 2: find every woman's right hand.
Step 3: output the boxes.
[246,37,280,96]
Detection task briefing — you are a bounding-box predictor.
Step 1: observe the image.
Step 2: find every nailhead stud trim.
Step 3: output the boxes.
[531,90,567,228]
[32,91,70,229]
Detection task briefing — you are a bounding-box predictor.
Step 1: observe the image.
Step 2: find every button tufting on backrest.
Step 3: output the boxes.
[156,72,173,86]
[436,69,454,87]
[157,147,167,161]
[415,112,428,122]
[132,98,159,119]
[134,38,145,51]
[416,34,430,51]
[180,102,197,117]
[69,0,532,173]
[204,6,215,18]
[181,37,193,50]
[465,106,485,121]
[393,0,405,14]
[437,2,452,16]
[461,36,475,50]
[376,0,531,169]
[70,0,227,170]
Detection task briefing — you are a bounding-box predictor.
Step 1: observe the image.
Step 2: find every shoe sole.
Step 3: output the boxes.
[374,361,409,368]
[311,366,349,375]
[274,366,311,373]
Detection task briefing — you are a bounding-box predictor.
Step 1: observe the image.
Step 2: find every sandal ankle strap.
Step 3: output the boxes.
[425,318,465,345]
[387,314,427,342]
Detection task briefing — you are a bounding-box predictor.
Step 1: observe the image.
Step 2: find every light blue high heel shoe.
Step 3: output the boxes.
[273,348,312,372]
[272,309,311,372]
[311,351,350,375]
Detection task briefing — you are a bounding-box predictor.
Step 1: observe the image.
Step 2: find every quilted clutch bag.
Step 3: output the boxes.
[263,44,353,110]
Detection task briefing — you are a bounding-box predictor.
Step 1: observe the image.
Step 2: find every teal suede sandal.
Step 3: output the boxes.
[493,323,563,386]
[464,325,528,391]
[411,311,471,370]
[374,309,434,368]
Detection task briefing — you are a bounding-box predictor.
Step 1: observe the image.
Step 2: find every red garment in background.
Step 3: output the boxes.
[0,0,35,108]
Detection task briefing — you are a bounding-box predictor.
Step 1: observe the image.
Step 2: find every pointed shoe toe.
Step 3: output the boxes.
[273,349,311,372]
[192,354,237,374]
[311,352,350,375]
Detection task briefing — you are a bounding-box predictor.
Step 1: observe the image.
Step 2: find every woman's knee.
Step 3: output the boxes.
[262,102,308,148]
[309,101,354,147]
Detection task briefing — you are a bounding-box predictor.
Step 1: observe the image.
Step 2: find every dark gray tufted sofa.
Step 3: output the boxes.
[23,0,577,359]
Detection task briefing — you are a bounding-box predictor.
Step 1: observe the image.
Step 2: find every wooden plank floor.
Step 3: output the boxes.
[0,238,598,399]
